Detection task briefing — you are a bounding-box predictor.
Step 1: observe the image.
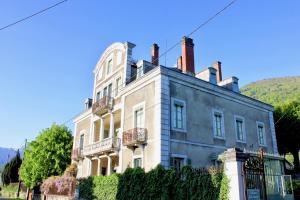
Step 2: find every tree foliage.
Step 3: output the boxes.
[274,102,300,171]
[19,124,73,188]
[1,150,22,185]
[241,76,300,107]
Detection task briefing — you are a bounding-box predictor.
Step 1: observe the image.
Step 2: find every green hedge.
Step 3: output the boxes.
[78,165,228,200]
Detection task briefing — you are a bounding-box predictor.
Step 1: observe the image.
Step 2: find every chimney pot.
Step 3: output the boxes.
[181,36,195,75]
[213,61,222,82]
[151,43,159,66]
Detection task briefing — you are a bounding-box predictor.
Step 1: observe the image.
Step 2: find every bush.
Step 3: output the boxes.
[41,176,76,196]
[79,165,229,200]
[79,174,119,200]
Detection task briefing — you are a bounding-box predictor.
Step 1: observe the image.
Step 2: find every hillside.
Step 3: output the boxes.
[0,147,16,168]
[241,76,300,106]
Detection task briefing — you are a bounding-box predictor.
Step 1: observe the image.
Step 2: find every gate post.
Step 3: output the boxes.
[224,148,249,200]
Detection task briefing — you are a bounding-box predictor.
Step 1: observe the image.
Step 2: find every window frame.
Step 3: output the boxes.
[171,98,187,132]
[256,121,266,146]
[115,77,122,97]
[234,115,246,143]
[106,57,113,76]
[79,133,85,150]
[170,154,187,172]
[212,109,225,139]
[132,102,145,129]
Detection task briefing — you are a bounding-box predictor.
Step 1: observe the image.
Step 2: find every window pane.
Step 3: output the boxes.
[175,104,183,129]
[236,120,244,141]
[80,135,84,150]
[134,158,141,168]
[135,108,144,128]
[214,114,222,137]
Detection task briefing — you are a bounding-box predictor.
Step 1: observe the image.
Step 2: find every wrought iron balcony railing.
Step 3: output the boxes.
[123,128,147,146]
[92,96,114,116]
[71,148,83,161]
[83,137,120,156]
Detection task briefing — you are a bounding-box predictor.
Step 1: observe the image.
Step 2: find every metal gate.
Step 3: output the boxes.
[243,154,267,200]
[243,149,294,200]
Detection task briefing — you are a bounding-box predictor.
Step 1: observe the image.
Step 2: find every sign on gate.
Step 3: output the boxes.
[247,189,260,200]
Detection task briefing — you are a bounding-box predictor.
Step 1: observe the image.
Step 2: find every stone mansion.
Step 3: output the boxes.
[71,36,278,177]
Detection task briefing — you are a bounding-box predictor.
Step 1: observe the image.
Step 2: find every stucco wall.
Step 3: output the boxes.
[122,81,160,172]
[169,80,275,167]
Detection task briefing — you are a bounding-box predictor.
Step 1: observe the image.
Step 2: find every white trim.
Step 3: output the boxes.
[73,109,92,123]
[171,97,187,132]
[256,121,267,147]
[132,101,146,128]
[211,108,226,139]
[234,115,247,143]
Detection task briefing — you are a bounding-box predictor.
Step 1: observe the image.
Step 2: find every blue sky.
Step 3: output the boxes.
[0,0,299,148]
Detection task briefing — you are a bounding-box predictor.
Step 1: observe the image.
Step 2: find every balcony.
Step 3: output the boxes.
[71,148,83,161]
[92,96,114,116]
[83,137,120,156]
[123,128,147,147]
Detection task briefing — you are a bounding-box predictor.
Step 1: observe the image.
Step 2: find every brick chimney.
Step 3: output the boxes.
[212,61,222,82]
[181,36,195,75]
[177,56,182,71]
[151,43,159,66]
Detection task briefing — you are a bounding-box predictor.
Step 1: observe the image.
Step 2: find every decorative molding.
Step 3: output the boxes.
[170,139,226,150]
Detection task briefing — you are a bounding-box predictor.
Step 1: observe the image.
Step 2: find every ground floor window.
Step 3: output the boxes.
[171,157,185,172]
[133,158,142,168]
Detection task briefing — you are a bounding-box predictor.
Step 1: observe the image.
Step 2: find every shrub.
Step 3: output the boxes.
[41,176,76,196]
[79,174,119,200]
[79,165,229,200]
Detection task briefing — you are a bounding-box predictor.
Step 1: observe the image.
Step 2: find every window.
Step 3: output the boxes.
[175,104,183,129]
[170,157,186,172]
[108,83,113,97]
[96,91,101,101]
[115,77,121,96]
[212,109,225,138]
[257,122,265,146]
[171,98,186,132]
[134,107,144,128]
[103,87,108,97]
[235,116,246,142]
[79,134,84,150]
[107,59,113,75]
[133,158,142,168]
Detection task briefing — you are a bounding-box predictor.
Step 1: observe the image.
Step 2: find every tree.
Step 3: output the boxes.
[274,101,300,171]
[19,124,73,188]
[1,150,22,185]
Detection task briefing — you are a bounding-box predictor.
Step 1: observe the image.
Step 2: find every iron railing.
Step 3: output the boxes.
[123,128,147,146]
[92,96,114,115]
[83,137,120,156]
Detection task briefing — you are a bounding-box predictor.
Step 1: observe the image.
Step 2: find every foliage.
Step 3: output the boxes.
[79,165,229,200]
[274,102,300,171]
[41,176,76,196]
[63,163,77,177]
[241,76,300,106]
[1,150,22,185]
[78,174,119,200]
[19,124,73,189]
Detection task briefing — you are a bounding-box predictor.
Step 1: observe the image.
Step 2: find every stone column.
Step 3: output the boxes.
[107,156,112,175]
[223,148,248,200]
[100,117,105,140]
[109,112,114,138]
[97,157,101,176]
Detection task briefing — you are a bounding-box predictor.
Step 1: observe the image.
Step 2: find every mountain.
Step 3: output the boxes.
[241,76,300,106]
[0,147,17,168]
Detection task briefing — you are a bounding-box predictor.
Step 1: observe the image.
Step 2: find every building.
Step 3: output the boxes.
[71,36,278,178]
